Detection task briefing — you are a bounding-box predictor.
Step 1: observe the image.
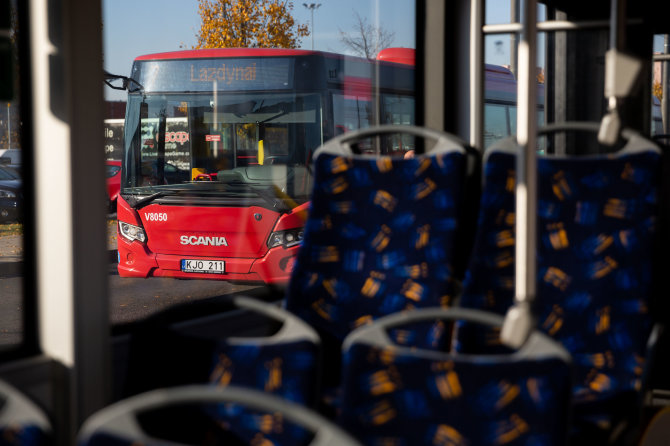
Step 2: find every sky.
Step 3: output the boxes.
[96,0,670,101]
[102,1,564,101]
[102,1,523,99]
[103,0,417,100]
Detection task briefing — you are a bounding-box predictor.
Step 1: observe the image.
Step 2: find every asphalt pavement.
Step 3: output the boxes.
[0,220,259,327]
[0,219,118,268]
[0,235,22,263]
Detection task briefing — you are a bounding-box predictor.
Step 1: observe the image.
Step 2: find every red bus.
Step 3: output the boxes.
[116,48,416,284]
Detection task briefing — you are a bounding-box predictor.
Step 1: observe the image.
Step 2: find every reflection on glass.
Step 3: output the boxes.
[484,103,510,148]
[103,1,416,324]
[0,0,23,348]
[124,91,321,192]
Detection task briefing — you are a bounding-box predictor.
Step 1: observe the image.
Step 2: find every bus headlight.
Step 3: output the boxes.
[267,228,304,249]
[119,221,147,243]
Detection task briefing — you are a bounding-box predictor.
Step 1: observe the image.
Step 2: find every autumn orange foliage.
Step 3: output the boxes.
[195,0,309,49]
[653,81,663,100]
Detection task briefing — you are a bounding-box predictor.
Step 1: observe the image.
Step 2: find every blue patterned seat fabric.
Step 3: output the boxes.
[454,142,661,432]
[119,339,319,445]
[286,150,467,348]
[207,340,318,407]
[78,386,340,446]
[202,339,318,444]
[0,379,52,446]
[340,339,572,446]
[121,298,320,445]
[0,426,50,446]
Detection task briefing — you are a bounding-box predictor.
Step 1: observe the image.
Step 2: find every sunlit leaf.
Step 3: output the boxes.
[195,0,309,49]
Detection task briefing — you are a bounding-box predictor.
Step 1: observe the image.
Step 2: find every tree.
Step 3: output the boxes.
[195,0,309,49]
[653,81,663,100]
[339,11,395,60]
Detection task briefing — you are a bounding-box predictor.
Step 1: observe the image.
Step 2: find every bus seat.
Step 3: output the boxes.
[453,123,662,442]
[121,296,322,442]
[77,385,362,446]
[339,307,572,446]
[285,125,480,396]
[0,379,52,446]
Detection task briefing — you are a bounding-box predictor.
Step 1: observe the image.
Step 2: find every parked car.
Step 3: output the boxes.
[0,149,21,171]
[0,166,22,222]
[106,160,121,213]
[0,164,20,180]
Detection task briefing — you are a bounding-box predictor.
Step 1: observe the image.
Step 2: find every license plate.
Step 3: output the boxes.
[181,259,225,274]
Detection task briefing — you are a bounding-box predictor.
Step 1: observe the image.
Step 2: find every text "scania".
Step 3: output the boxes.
[180,236,229,246]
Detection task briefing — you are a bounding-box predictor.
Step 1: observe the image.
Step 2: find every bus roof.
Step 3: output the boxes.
[485,64,515,80]
[376,48,415,65]
[135,48,339,61]
[134,48,422,69]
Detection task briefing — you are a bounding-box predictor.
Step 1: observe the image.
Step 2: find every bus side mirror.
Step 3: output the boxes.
[104,77,127,91]
[0,0,14,101]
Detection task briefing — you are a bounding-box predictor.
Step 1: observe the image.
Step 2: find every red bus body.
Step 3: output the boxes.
[116,48,416,284]
[106,160,121,206]
[117,196,308,283]
[376,47,416,65]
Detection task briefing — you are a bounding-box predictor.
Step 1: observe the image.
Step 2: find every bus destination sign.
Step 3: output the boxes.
[135,58,293,92]
[190,63,257,84]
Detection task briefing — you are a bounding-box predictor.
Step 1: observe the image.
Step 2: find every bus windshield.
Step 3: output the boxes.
[114,49,414,285]
[122,90,321,203]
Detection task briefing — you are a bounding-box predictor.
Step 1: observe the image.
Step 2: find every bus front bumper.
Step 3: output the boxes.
[117,240,299,285]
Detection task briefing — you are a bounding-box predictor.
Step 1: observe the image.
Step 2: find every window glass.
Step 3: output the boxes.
[382,94,415,155]
[653,34,668,138]
[484,103,510,148]
[333,93,373,133]
[124,91,320,190]
[382,95,414,126]
[103,0,416,325]
[484,2,546,151]
[484,3,546,27]
[509,104,517,134]
[0,0,23,349]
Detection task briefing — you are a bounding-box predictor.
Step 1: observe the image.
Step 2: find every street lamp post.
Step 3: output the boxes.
[303,3,321,50]
[6,103,10,149]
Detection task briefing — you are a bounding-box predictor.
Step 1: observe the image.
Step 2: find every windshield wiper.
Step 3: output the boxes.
[218,180,292,213]
[254,186,294,213]
[129,190,180,209]
[127,183,294,213]
[257,110,288,124]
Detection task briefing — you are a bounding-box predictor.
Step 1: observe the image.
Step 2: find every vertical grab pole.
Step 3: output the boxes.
[510,0,520,79]
[501,0,538,348]
[470,0,484,149]
[662,35,669,135]
[610,0,625,52]
[599,0,641,146]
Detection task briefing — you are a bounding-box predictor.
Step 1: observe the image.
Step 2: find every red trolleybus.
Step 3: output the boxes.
[116,48,416,284]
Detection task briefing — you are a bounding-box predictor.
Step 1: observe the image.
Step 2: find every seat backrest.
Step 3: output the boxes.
[125,296,321,394]
[205,297,322,406]
[286,125,476,349]
[340,307,572,445]
[77,385,362,446]
[122,296,322,442]
[455,130,661,412]
[0,379,52,446]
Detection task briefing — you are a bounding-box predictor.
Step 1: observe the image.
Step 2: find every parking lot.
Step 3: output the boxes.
[0,219,256,333]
